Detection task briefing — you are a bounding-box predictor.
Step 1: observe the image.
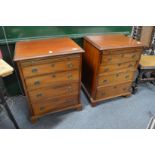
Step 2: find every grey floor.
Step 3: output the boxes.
[0,83,155,129]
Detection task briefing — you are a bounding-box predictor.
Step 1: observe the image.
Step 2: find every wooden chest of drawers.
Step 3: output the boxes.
[14,37,84,122]
[82,34,143,106]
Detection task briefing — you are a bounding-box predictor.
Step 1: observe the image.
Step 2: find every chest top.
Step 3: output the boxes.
[14,37,84,61]
[84,34,143,50]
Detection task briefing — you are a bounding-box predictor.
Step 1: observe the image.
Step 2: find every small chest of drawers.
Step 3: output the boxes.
[14,37,84,122]
[82,34,143,106]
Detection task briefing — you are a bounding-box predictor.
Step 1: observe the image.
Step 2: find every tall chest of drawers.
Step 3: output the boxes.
[14,37,84,122]
[82,34,143,106]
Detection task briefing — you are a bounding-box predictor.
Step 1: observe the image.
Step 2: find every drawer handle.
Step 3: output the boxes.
[101,92,106,96]
[36,93,43,98]
[34,80,40,86]
[132,55,136,59]
[51,74,56,78]
[68,74,73,79]
[32,68,38,73]
[51,63,55,67]
[116,73,119,77]
[128,64,133,67]
[125,75,130,79]
[67,63,73,68]
[104,68,109,72]
[40,106,45,111]
[103,79,108,83]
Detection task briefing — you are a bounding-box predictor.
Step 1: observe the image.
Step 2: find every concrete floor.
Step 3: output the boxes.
[0,83,155,129]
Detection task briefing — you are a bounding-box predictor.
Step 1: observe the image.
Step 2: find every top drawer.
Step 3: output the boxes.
[21,54,80,78]
[101,49,142,65]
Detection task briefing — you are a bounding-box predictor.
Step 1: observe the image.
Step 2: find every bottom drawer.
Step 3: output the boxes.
[31,95,79,115]
[95,82,132,100]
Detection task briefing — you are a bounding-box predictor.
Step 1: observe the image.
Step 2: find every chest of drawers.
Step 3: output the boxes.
[14,37,84,122]
[82,34,143,106]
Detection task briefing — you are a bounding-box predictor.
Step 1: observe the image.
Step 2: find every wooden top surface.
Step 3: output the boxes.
[84,34,143,50]
[0,59,14,77]
[140,55,155,69]
[14,37,84,61]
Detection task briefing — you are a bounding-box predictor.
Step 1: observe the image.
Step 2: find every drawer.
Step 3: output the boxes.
[20,54,80,67]
[28,82,79,103]
[99,61,137,74]
[96,82,132,100]
[32,95,79,115]
[25,70,79,90]
[101,50,141,65]
[98,70,134,87]
[21,56,80,78]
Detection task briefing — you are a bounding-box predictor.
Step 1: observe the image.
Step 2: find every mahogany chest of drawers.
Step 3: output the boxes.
[82,34,143,106]
[14,37,84,122]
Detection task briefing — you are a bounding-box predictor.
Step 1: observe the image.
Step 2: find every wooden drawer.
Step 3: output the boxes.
[101,50,141,65]
[32,95,79,115]
[98,70,134,86]
[21,56,80,78]
[99,61,137,74]
[28,82,79,103]
[25,70,79,90]
[96,82,131,100]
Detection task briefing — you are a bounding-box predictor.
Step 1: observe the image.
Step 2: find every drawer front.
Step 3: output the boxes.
[98,70,134,86]
[96,82,131,100]
[25,70,79,90]
[20,54,80,67]
[99,61,136,74]
[29,83,79,103]
[32,95,79,115]
[22,56,80,78]
[101,51,141,65]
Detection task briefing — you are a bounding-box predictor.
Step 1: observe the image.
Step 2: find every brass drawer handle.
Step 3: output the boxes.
[34,80,40,86]
[104,68,109,72]
[113,86,117,89]
[68,74,73,79]
[125,75,130,79]
[101,92,106,96]
[67,63,73,68]
[32,68,38,73]
[40,106,45,111]
[36,93,43,98]
[128,64,133,67]
[116,73,119,77]
[132,54,136,59]
[51,73,56,78]
[103,79,108,83]
[51,63,55,67]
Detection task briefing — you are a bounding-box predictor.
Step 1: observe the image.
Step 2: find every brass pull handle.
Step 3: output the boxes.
[125,75,130,79]
[51,73,56,78]
[121,54,124,58]
[68,74,73,80]
[51,63,55,67]
[34,80,40,86]
[32,68,38,73]
[116,73,119,77]
[103,79,108,83]
[132,55,136,59]
[128,64,133,67]
[67,63,73,68]
[40,106,45,111]
[113,86,117,89]
[36,93,43,98]
[104,68,109,72]
[101,92,106,96]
